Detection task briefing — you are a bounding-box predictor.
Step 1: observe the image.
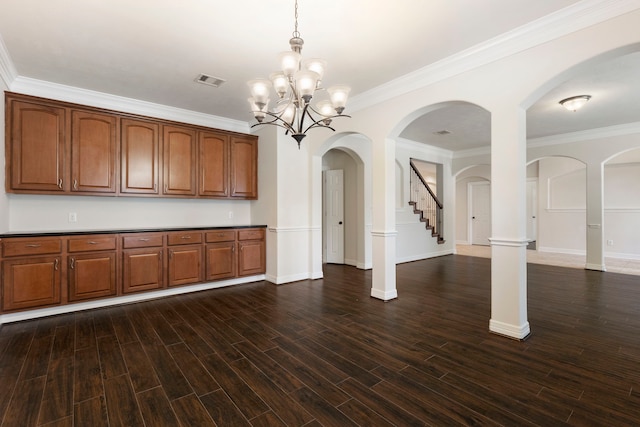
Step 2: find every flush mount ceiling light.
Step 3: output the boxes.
[247,0,351,148]
[559,95,591,112]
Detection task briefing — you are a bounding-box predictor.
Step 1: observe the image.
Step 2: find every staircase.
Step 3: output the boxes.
[409,159,445,244]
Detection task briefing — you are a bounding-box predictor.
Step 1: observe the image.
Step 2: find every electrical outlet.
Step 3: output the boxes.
[228,211,234,219]
[68,212,77,223]
[607,239,614,246]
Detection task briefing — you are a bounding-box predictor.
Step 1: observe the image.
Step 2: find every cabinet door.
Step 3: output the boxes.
[68,253,117,301]
[206,242,236,280]
[71,110,117,193]
[123,248,164,293]
[199,131,229,197]
[168,245,202,286]
[8,100,67,192]
[2,256,61,311]
[238,240,265,277]
[230,135,258,199]
[121,119,160,194]
[163,125,197,196]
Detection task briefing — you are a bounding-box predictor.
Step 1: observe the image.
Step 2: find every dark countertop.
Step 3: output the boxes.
[0,225,267,238]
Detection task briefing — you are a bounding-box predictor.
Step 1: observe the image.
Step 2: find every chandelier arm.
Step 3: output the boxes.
[250,110,296,134]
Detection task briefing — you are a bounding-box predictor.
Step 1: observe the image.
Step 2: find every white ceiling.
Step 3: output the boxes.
[2,0,637,151]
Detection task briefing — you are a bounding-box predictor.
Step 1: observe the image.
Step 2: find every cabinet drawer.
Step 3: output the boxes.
[167,232,203,246]
[122,233,164,249]
[68,235,116,252]
[238,229,265,241]
[205,230,236,243]
[2,238,63,257]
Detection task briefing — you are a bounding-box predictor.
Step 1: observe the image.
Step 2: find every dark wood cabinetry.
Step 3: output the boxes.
[238,228,266,276]
[205,230,236,280]
[71,110,117,193]
[167,231,203,286]
[199,131,229,197]
[230,135,258,199]
[120,118,160,195]
[67,235,117,301]
[163,125,197,196]
[7,100,67,192]
[122,233,164,294]
[1,237,63,311]
[0,226,265,314]
[5,93,258,199]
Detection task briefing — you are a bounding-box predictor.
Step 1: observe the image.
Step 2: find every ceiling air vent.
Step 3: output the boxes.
[195,74,226,88]
[433,130,451,135]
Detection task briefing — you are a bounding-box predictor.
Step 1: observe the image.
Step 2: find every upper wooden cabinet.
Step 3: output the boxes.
[199,131,229,197]
[230,135,258,199]
[5,92,258,200]
[7,99,67,193]
[163,125,197,196]
[120,118,160,195]
[71,110,117,193]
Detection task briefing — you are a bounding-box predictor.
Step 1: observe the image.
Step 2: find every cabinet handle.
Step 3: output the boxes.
[25,244,41,248]
[169,250,172,259]
[154,183,157,192]
[232,245,235,253]
[73,179,78,190]
[218,233,224,237]
[165,185,168,193]
[87,241,98,245]
[139,238,150,242]
[159,250,162,257]
[58,178,63,189]
[54,259,59,271]
[181,235,191,240]
[70,258,75,269]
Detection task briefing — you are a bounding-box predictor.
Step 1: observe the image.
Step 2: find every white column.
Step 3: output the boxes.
[489,106,530,339]
[371,136,397,301]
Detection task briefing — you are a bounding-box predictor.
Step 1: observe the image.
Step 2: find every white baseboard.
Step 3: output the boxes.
[0,275,265,325]
[396,249,454,264]
[489,319,531,340]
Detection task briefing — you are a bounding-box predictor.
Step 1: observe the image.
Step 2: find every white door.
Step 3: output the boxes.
[325,169,344,264]
[470,181,491,246]
[526,179,538,242]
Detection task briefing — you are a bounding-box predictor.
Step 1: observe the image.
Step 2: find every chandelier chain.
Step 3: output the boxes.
[292,0,300,39]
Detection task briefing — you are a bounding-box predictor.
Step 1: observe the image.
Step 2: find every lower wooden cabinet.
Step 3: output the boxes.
[0,226,265,313]
[123,248,164,294]
[168,245,203,286]
[206,242,236,280]
[2,256,61,311]
[68,252,117,301]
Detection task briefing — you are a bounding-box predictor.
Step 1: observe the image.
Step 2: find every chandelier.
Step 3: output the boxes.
[247,0,351,148]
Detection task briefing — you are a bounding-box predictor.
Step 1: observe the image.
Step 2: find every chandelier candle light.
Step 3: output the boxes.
[247,0,351,148]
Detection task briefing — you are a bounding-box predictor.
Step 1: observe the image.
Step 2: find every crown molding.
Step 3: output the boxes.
[0,35,18,88]
[6,75,250,134]
[527,121,640,147]
[348,0,640,113]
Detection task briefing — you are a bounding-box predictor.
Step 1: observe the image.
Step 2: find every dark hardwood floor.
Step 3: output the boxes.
[1,255,640,426]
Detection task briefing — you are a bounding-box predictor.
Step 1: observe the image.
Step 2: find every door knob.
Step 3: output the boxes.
[339,221,343,225]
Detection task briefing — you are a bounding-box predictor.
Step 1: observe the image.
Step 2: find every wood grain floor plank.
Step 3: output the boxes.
[38,356,74,425]
[171,393,217,427]
[199,389,252,426]
[120,341,160,393]
[73,396,108,427]
[73,346,103,403]
[167,342,220,396]
[2,376,46,427]
[103,374,144,427]
[136,387,180,427]
[97,335,127,379]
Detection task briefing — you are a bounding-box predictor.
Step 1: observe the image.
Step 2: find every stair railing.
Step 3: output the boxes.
[409,159,443,241]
